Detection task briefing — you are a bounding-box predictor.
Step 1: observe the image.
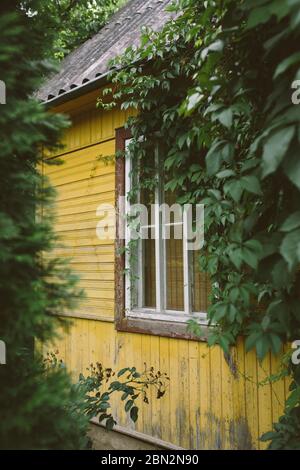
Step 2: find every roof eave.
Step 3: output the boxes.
[43,69,111,110]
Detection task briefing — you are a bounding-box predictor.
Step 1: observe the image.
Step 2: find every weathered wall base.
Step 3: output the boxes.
[88,421,182,451]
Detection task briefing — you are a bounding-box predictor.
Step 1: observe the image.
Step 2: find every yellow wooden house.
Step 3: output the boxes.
[37,0,288,450]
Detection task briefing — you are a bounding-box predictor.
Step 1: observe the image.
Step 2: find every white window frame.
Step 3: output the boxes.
[124,139,208,325]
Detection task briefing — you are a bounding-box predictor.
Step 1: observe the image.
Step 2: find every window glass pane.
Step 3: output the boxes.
[143,236,156,308]
[166,237,184,311]
[131,166,210,315]
[140,188,156,309]
[192,252,210,312]
[140,184,155,210]
[164,190,184,311]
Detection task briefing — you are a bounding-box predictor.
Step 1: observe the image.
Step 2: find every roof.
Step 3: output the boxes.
[36,0,174,104]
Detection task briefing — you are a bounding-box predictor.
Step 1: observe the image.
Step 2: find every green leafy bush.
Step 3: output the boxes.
[21,0,127,60]
[0,351,90,449]
[99,0,300,447]
[68,359,169,431]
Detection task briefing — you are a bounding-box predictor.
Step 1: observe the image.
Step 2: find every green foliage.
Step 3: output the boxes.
[0,351,90,449]
[0,3,87,449]
[21,0,127,60]
[74,361,169,430]
[261,357,300,449]
[99,0,300,447]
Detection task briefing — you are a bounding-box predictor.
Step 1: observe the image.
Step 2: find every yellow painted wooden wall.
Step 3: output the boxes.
[43,89,288,450]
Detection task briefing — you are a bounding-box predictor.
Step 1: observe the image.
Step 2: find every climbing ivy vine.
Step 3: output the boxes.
[98,0,300,448]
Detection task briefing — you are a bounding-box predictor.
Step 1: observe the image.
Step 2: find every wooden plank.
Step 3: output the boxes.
[188,341,200,449]
[178,340,190,449]
[54,175,115,202]
[270,349,285,425]
[53,246,114,256]
[209,346,223,449]
[221,348,235,449]
[198,342,211,449]
[169,338,180,447]
[244,348,259,449]
[101,108,114,139]
[51,192,115,213]
[90,109,103,143]
[132,333,144,434]
[124,332,135,431]
[113,331,126,426]
[47,150,114,176]
[71,305,114,317]
[141,334,152,437]
[232,338,251,449]
[150,335,161,439]
[257,353,272,449]
[159,336,171,444]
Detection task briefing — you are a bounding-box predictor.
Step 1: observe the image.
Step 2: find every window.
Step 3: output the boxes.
[115,128,210,340]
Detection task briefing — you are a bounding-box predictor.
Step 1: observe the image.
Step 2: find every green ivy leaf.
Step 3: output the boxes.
[280,211,300,232]
[219,335,230,354]
[228,247,243,269]
[260,431,276,442]
[217,108,233,129]
[246,6,272,29]
[185,92,203,113]
[100,392,110,401]
[283,144,300,190]
[125,399,134,412]
[286,387,300,410]
[106,417,116,431]
[216,169,236,179]
[224,179,243,202]
[213,303,228,321]
[99,402,110,411]
[270,333,282,355]
[240,175,262,195]
[274,52,300,79]
[241,246,258,269]
[130,406,138,423]
[207,189,222,200]
[256,335,269,360]
[201,39,223,60]
[280,229,300,270]
[121,392,129,401]
[205,142,222,175]
[117,368,129,377]
[261,316,271,331]
[262,126,295,178]
[245,331,261,353]
[271,259,293,289]
[222,143,235,163]
[99,413,109,423]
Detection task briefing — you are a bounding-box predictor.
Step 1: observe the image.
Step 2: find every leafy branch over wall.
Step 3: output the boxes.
[98,0,300,448]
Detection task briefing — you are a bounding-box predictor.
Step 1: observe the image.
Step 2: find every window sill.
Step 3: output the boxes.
[115,311,210,342]
[127,308,208,325]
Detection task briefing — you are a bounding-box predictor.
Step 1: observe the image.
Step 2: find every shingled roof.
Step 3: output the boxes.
[37,0,174,104]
